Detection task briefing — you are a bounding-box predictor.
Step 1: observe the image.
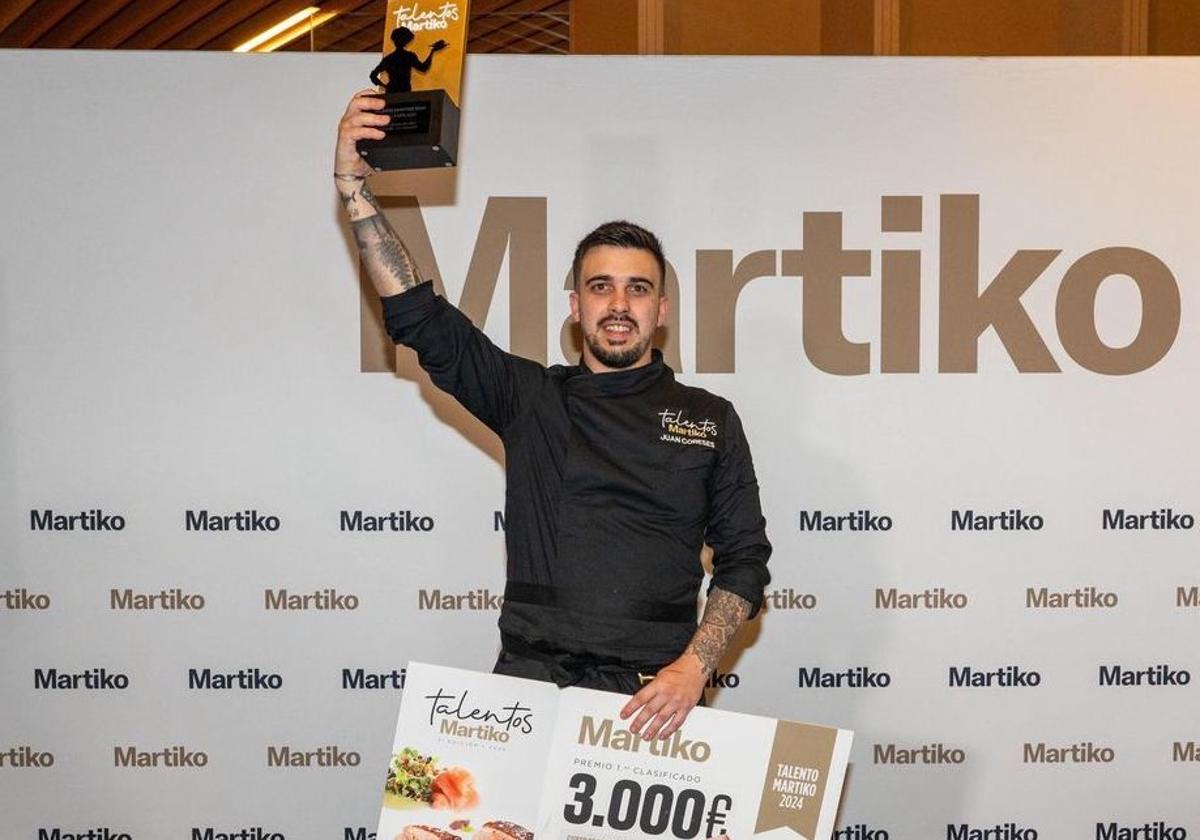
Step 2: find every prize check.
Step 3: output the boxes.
[377,663,852,840]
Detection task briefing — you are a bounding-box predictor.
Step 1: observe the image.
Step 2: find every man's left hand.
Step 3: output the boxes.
[619,653,707,740]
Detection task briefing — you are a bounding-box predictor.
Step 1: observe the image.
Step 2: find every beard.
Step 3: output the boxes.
[583,321,654,369]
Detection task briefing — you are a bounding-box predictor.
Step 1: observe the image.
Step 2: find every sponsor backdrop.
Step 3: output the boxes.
[1,50,1197,840]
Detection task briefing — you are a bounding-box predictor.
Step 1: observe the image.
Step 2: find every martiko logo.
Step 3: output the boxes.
[1096,823,1188,840]
[799,666,891,688]
[35,668,129,690]
[345,830,377,840]
[1,588,50,610]
[30,508,125,531]
[834,827,890,840]
[418,588,502,610]
[1022,741,1114,763]
[1099,665,1191,687]
[361,194,1181,377]
[192,829,284,840]
[1103,508,1195,530]
[951,509,1043,531]
[340,509,434,532]
[393,1,461,32]
[110,588,205,610]
[949,825,1038,840]
[949,665,1042,688]
[37,830,132,840]
[114,745,208,768]
[342,667,406,689]
[188,668,283,690]
[875,587,968,610]
[0,746,54,767]
[873,743,965,765]
[266,745,361,768]
[1178,587,1200,608]
[264,588,358,610]
[799,509,892,531]
[186,509,279,532]
[763,588,817,610]
[1026,586,1118,609]
[427,687,535,742]
[657,409,718,449]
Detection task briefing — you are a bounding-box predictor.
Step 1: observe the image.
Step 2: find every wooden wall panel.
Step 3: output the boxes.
[571,0,638,54]
[821,0,873,55]
[900,0,1124,55]
[663,0,822,55]
[1149,0,1200,54]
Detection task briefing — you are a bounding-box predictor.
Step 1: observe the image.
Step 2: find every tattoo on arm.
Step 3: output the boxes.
[684,588,752,677]
[342,180,423,296]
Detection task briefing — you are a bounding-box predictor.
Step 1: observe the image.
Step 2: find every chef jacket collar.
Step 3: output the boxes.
[569,348,671,396]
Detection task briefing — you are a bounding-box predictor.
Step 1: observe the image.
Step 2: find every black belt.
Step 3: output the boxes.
[503,580,698,625]
[500,632,663,687]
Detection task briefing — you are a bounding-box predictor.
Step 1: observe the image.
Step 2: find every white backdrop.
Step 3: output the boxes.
[1,50,1198,840]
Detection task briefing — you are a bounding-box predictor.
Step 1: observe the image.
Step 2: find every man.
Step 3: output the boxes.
[335,90,771,742]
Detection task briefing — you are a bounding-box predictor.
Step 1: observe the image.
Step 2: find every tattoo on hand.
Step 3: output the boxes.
[685,589,751,677]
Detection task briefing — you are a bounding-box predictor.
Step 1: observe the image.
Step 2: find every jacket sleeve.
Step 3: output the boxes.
[705,401,772,618]
[381,282,546,434]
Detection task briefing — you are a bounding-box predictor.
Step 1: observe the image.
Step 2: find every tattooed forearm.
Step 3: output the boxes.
[683,589,752,677]
[340,180,424,296]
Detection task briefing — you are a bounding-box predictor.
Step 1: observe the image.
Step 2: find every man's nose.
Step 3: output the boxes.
[609,287,629,312]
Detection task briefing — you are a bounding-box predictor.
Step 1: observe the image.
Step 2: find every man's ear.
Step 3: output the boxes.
[569,290,580,323]
[657,289,669,326]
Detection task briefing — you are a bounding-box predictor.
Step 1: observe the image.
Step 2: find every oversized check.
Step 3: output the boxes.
[377,662,852,840]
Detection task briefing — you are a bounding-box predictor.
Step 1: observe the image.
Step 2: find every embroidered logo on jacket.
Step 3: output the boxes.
[657,409,718,449]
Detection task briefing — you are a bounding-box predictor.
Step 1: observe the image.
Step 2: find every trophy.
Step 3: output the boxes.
[357,0,471,170]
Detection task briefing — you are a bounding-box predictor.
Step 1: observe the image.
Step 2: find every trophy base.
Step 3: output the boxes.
[356,90,461,171]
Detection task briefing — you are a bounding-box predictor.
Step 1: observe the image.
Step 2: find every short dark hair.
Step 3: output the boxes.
[571,220,666,291]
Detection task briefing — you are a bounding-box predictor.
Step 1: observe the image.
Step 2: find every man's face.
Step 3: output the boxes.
[570,245,668,372]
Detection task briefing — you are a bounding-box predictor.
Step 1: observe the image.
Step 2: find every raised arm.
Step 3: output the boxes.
[334,90,422,297]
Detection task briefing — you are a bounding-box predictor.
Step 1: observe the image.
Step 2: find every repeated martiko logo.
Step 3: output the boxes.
[264,588,359,610]
[340,508,434,532]
[1098,664,1191,687]
[762,587,817,611]
[799,508,892,531]
[833,827,891,840]
[657,408,719,449]
[0,745,54,767]
[185,509,280,532]
[951,508,1043,531]
[266,744,361,768]
[418,587,503,610]
[188,668,283,690]
[1,588,51,610]
[29,508,126,531]
[799,666,891,688]
[1102,507,1195,530]
[35,668,129,691]
[113,745,208,767]
[1022,741,1114,763]
[1096,822,1189,840]
[947,825,1039,840]
[872,742,966,765]
[949,665,1042,688]
[342,666,406,690]
[875,587,968,610]
[1025,586,1118,609]
[111,588,205,610]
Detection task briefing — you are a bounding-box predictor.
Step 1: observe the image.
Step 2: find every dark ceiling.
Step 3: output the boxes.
[0,0,570,53]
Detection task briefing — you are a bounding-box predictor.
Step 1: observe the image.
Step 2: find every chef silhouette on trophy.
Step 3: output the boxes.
[370,26,449,93]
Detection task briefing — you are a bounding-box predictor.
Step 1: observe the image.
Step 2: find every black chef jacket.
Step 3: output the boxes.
[383,282,771,671]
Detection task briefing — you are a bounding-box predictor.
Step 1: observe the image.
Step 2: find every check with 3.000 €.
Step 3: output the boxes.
[377,662,853,840]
